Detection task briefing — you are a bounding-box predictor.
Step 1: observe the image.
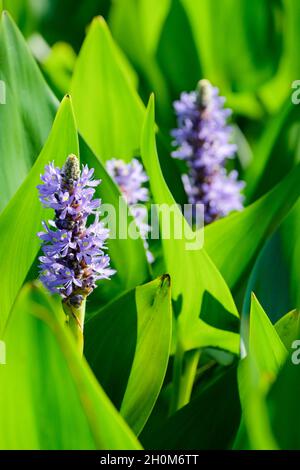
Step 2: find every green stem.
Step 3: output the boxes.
[63,299,86,356]
[169,344,201,415]
[169,342,184,415]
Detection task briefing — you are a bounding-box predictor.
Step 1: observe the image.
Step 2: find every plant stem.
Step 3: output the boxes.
[63,298,86,356]
[169,344,201,415]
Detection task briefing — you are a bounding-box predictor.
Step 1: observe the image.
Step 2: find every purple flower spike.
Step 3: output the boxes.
[106,158,154,263]
[171,79,245,223]
[37,154,114,306]
[106,158,149,205]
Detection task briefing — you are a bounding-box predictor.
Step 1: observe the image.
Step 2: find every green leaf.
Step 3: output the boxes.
[205,162,300,290]
[141,365,241,450]
[249,294,287,379]
[236,295,286,450]
[84,275,172,435]
[0,96,78,333]
[0,11,57,212]
[120,276,172,434]
[70,16,145,162]
[0,282,141,450]
[141,95,240,354]
[275,309,300,349]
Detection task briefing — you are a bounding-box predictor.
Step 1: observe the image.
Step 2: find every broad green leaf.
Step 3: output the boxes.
[249,294,287,379]
[237,295,286,450]
[141,95,239,354]
[84,276,172,435]
[70,16,145,162]
[275,309,300,349]
[239,294,286,416]
[0,282,141,450]
[205,162,300,290]
[0,11,57,211]
[141,365,240,450]
[120,276,172,434]
[0,96,78,333]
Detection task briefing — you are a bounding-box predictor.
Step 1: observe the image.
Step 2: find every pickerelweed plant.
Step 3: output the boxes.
[171,79,245,224]
[37,154,114,353]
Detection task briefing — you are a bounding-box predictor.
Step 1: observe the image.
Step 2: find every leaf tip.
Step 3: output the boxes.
[149,92,155,107]
[160,273,171,288]
[1,9,8,20]
[95,15,105,24]
[61,93,74,109]
[91,15,107,31]
[146,93,156,124]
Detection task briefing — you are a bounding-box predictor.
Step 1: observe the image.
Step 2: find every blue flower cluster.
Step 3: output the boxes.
[37,155,114,306]
[171,79,245,223]
[106,158,154,263]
